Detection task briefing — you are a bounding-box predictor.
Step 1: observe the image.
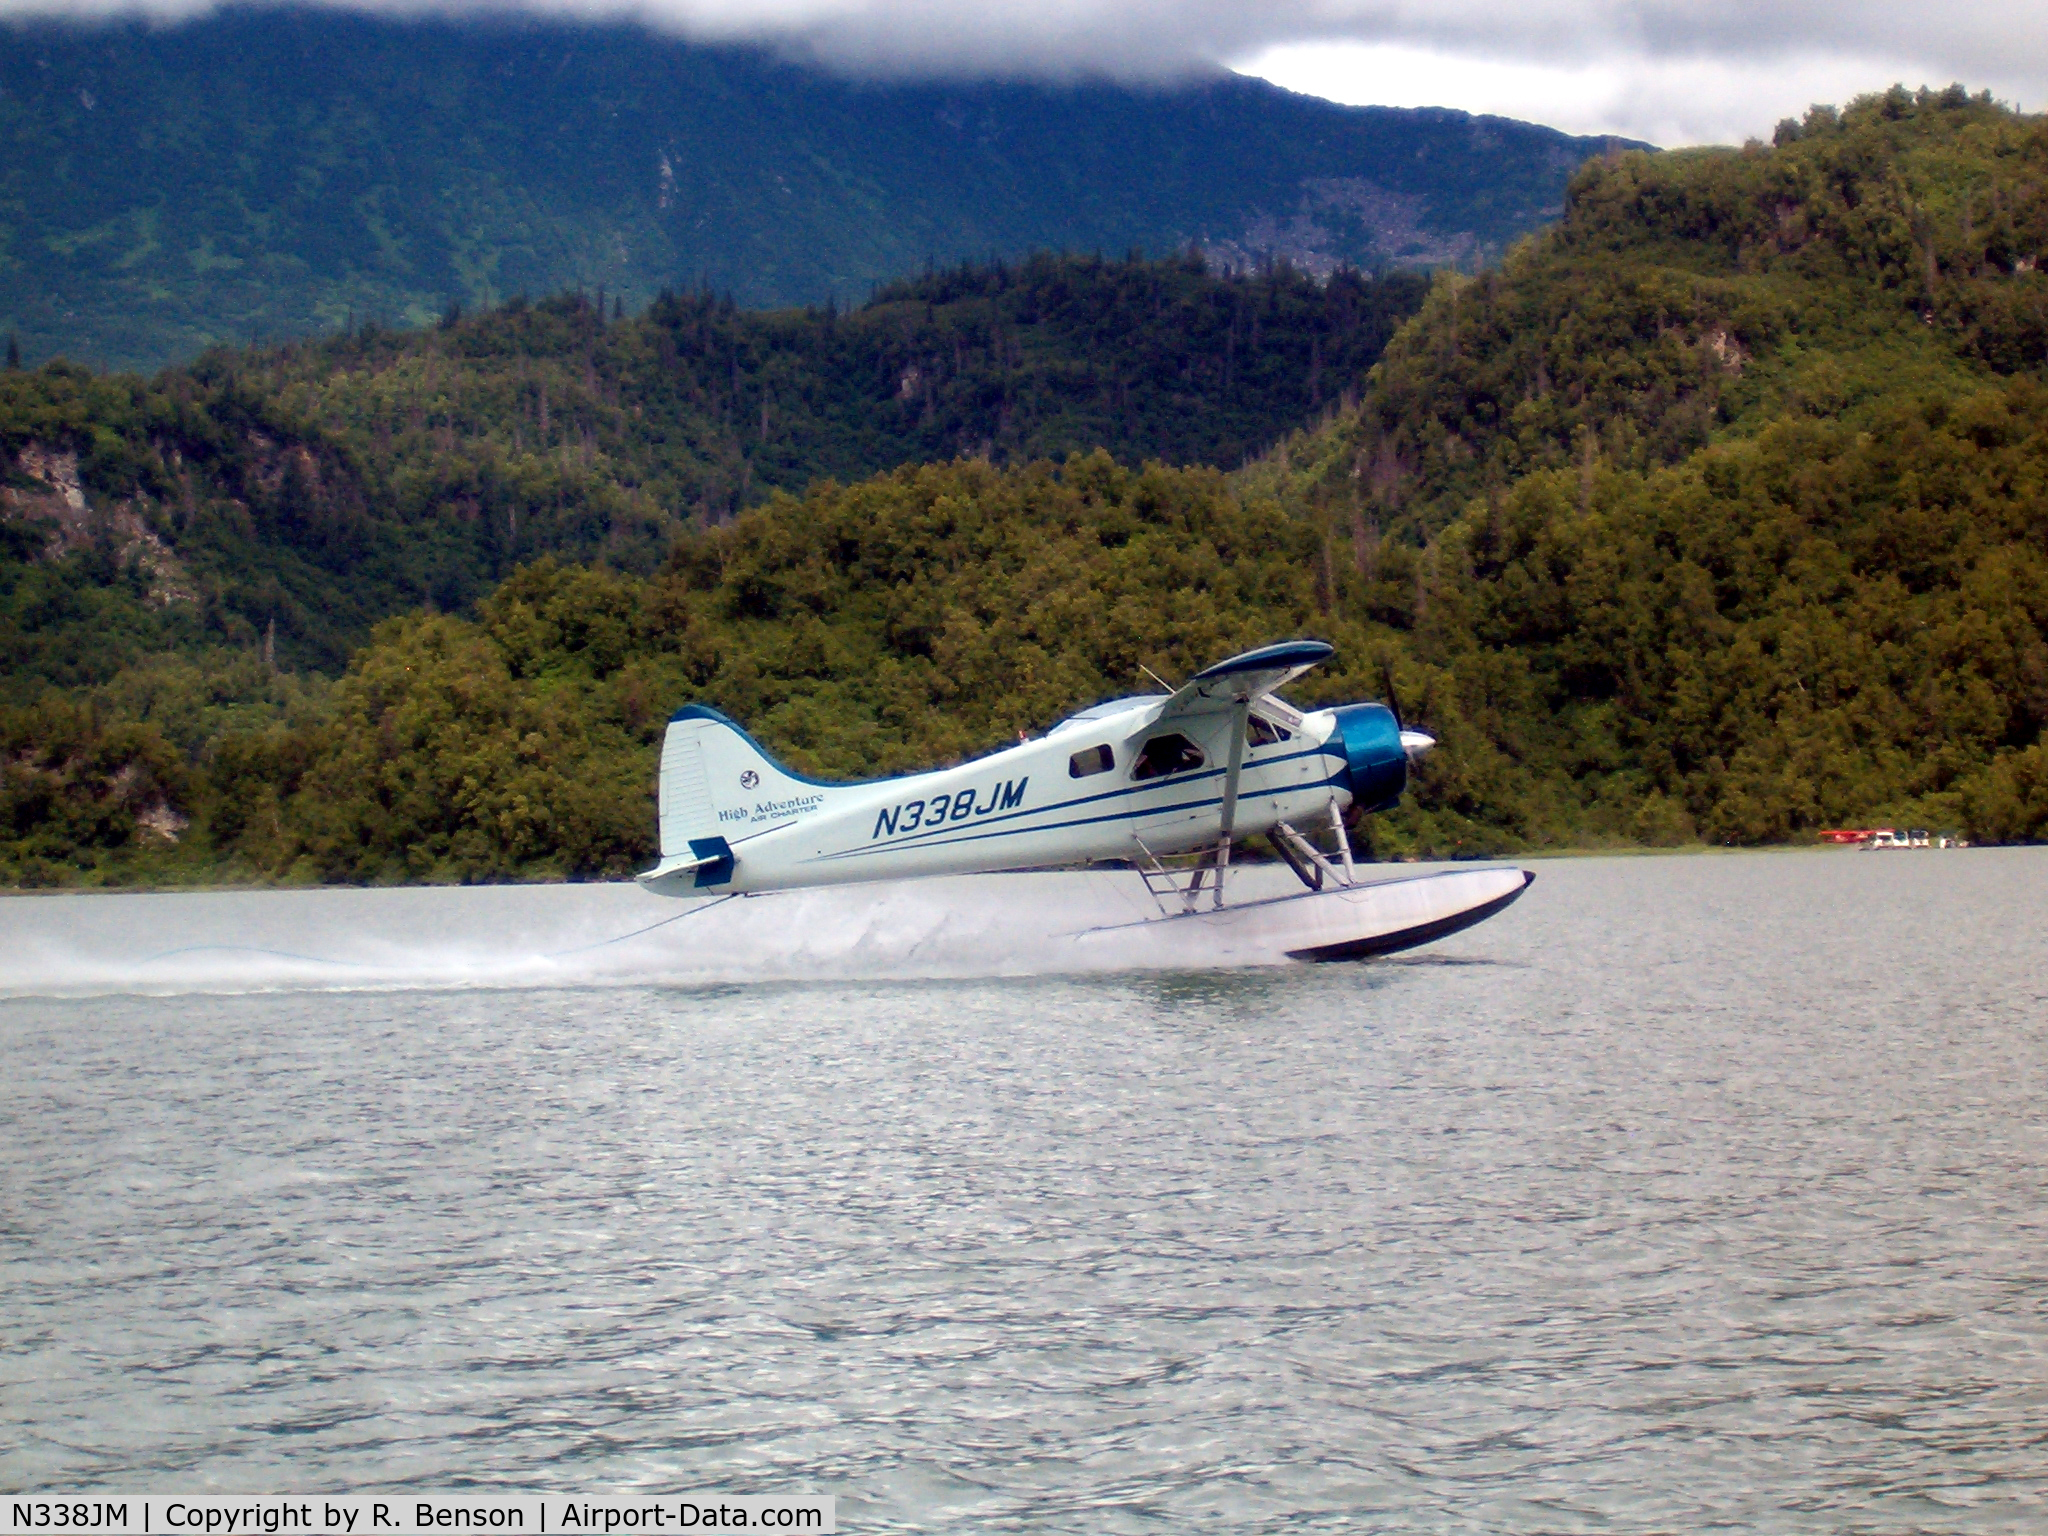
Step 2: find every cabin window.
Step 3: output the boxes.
[1068,743,1116,778]
[1131,733,1206,781]
[1248,716,1292,747]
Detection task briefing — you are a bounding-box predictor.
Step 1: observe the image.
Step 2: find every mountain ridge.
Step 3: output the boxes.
[0,8,1631,371]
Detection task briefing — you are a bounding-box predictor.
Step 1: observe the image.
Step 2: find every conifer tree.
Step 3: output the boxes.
[4,333,19,370]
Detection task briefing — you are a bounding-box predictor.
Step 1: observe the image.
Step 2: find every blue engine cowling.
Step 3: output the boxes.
[1330,703,1408,814]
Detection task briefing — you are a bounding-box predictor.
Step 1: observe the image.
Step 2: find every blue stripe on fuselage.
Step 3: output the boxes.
[843,742,1341,859]
[812,761,1350,867]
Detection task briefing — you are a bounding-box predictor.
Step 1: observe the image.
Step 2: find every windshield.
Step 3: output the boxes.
[1131,733,1206,781]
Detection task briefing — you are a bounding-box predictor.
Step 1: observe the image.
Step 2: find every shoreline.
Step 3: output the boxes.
[0,838,1995,899]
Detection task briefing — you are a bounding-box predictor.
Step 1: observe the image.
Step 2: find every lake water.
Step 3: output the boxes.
[3,851,2046,1531]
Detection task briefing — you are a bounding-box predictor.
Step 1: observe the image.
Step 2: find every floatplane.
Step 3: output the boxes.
[637,641,1533,961]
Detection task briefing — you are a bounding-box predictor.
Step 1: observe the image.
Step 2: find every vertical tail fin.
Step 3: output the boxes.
[645,706,853,891]
[657,723,718,859]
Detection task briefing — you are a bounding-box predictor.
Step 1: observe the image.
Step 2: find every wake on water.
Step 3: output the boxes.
[0,868,1345,998]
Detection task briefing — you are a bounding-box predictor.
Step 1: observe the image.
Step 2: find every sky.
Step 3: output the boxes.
[0,0,2038,146]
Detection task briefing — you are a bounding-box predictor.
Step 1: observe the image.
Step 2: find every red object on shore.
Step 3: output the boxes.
[1817,829,1886,844]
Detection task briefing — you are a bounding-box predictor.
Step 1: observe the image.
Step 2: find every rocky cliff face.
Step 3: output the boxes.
[2,444,195,605]
[1202,177,1520,277]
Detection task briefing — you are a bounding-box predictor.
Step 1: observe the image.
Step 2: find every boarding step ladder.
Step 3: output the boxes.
[1131,797,1358,916]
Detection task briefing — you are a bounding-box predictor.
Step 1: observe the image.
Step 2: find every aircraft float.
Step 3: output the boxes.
[637,640,1532,960]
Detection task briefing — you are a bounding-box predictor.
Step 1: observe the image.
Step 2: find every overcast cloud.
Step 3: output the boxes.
[0,0,2037,145]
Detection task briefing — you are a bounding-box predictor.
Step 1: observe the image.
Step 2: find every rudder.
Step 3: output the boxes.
[657,705,850,857]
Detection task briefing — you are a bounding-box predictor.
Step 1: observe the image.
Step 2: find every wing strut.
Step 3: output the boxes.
[1211,699,1250,909]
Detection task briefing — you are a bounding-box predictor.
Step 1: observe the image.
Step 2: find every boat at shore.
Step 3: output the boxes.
[1816,828,1967,849]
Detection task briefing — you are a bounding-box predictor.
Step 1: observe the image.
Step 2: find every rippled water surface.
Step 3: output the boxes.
[4,851,2047,1531]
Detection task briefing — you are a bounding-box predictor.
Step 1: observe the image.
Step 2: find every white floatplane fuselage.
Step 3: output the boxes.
[640,669,1400,895]
[637,640,1533,959]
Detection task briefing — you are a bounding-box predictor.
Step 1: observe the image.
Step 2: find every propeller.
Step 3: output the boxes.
[1380,654,1436,762]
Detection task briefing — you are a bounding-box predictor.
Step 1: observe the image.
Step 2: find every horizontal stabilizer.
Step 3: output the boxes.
[636,835,735,894]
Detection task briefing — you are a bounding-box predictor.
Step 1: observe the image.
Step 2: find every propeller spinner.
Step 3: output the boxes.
[1379,656,1436,761]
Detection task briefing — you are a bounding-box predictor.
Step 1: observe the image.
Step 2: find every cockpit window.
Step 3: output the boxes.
[1068,744,1115,778]
[1248,716,1292,747]
[1131,733,1207,781]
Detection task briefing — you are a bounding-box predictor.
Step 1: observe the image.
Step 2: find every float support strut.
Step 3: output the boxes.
[1272,821,1337,890]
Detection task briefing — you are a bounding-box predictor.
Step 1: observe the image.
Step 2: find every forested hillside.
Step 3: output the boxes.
[1,253,1424,681]
[1248,85,2048,530]
[0,9,1615,371]
[1245,85,2048,847]
[6,87,2047,889]
[0,456,1519,886]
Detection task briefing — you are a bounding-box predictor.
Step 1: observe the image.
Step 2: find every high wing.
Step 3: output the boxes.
[1143,640,1334,729]
[1136,641,1336,896]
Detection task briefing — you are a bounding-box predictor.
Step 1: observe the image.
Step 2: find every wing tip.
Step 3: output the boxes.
[1192,639,1335,681]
